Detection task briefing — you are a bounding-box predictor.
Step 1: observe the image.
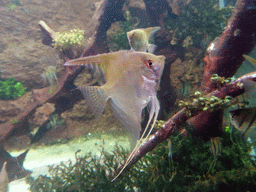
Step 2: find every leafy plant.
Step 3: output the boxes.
[27,125,256,191]
[164,0,232,50]
[27,146,133,192]
[5,0,20,11]
[0,77,26,100]
[53,29,85,51]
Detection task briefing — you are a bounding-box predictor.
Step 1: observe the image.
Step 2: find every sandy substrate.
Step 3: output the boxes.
[8,133,130,192]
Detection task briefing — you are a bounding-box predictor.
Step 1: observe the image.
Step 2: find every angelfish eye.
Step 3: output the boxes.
[146,60,153,68]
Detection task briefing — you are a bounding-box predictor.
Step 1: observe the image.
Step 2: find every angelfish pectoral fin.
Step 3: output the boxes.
[112,96,160,182]
[79,86,108,120]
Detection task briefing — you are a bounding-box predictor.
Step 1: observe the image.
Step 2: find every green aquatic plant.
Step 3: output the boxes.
[0,77,26,100]
[27,146,133,192]
[107,11,139,51]
[26,125,256,191]
[179,73,249,116]
[210,73,236,87]
[164,0,232,49]
[47,114,66,130]
[41,65,58,93]
[53,29,85,52]
[5,0,20,11]
[179,91,235,116]
[11,118,18,125]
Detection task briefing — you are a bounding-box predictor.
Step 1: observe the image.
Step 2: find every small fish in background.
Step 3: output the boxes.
[0,148,31,182]
[0,162,8,192]
[127,26,161,53]
[64,50,165,180]
[240,54,256,95]
[41,66,58,93]
[229,107,256,139]
[229,54,256,146]
[210,137,221,163]
[229,107,256,159]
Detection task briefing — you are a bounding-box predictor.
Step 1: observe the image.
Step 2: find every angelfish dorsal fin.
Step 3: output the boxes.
[64,55,102,66]
[79,86,108,120]
[64,51,125,77]
[144,26,161,39]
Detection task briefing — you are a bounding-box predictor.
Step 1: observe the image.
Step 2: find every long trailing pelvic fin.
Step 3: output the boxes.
[112,95,160,182]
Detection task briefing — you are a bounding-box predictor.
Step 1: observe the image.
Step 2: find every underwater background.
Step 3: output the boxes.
[1,0,256,191]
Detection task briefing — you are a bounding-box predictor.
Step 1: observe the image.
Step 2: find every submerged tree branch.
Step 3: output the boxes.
[119,0,256,174]
[127,70,256,170]
[188,0,256,140]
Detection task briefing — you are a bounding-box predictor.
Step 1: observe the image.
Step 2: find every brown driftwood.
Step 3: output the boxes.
[143,0,177,28]
[123,0,256,171]
[0,0,126,142]
[187,0,256,140]
[124,70,256,175]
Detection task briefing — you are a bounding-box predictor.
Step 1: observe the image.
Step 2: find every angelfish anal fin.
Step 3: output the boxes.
[108,98,141,150]
[79,86,108,120]
[111,96,160,182]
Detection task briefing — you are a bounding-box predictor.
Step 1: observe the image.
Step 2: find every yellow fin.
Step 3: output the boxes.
[143,26,161,39]
[210,137,221,163]
[127,27,160,52]
[64,51,126,75]
[243,54,256,66]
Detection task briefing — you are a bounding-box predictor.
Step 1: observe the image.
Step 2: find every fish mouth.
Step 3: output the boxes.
[143,65,162,81]
[142,74,158,82]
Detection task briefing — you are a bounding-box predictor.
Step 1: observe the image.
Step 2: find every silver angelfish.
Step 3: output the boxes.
[64,50,165,179]
[127,27,161,53]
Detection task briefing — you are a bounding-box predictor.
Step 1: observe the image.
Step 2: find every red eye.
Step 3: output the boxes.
[146,60,153,68]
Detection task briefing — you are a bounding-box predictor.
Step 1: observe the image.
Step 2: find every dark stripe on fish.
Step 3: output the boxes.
[230,107,256,137]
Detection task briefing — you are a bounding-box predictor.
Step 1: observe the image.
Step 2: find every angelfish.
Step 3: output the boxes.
[127,27,161,53]
[64,50,165,178]
[229,107,256,139]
